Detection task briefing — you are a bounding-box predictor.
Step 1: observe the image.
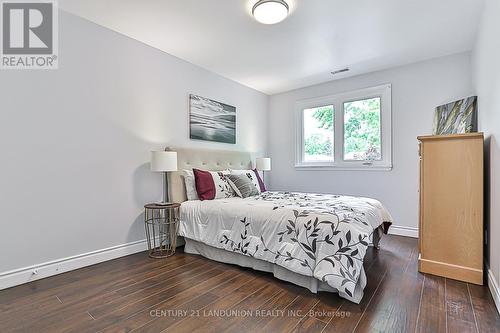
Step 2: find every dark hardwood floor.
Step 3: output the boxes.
[1,235,499,333]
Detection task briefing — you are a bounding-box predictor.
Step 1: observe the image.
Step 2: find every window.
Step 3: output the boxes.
[296,84,392,170]
[343,97,381,161]
[303,105,334,162]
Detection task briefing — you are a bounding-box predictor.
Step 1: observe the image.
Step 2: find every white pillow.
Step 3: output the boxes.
[229,169,261,193]
[183,169,199,201]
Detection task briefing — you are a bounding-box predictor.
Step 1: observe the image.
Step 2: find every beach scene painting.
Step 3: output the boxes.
[433,96,478,135]
[189,94,236,144]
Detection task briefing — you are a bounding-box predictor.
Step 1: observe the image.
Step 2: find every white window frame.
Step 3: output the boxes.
[295,84,392,171]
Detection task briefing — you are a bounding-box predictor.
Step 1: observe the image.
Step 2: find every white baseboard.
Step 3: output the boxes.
[387,224,419,238]
[0,239,150,291]
[487,266,500,315]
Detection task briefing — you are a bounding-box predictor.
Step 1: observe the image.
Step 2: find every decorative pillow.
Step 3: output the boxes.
[227,174,260,198]
[229,169,264,193]
[182,169,199,201]
[193,169,235,201]
[252,168,266,192]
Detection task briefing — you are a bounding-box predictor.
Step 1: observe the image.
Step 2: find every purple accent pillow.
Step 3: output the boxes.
[253,168,266,192]
[193,168,216,200]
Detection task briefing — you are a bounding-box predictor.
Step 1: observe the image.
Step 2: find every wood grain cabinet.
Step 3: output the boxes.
[417,133,484,285]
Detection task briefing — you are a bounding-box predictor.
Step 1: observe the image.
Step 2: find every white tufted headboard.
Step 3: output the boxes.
[168,148,254,203]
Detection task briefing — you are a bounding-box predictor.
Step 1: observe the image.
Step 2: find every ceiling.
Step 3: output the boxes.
[59,0,484,95]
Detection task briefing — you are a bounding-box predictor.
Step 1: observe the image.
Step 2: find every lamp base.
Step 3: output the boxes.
[162,172,170,203]
[155,201,172,206]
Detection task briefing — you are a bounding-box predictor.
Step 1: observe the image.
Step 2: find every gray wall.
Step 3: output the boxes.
[267,53,474,231]
[0,12,268,273]
[473,0,500,296]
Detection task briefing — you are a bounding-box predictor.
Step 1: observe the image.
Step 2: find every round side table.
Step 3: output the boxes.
[144,203,180,258]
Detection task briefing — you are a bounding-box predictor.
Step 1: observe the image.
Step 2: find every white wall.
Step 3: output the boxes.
[268,53,474,233]
[0,11,268,274]
[473,0,500,309]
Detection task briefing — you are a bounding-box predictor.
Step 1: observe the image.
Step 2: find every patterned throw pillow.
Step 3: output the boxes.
[226,174,260,198]
[229,169,264,193]
[193,169,235,201]
[182,169,199,201]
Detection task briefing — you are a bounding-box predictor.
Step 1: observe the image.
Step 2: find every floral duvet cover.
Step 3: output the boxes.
[179,191,393,303]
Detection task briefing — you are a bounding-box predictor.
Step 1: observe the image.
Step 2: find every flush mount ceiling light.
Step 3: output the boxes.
[252,0,289,25]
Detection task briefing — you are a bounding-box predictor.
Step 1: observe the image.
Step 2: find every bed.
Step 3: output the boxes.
[169,148,393,304]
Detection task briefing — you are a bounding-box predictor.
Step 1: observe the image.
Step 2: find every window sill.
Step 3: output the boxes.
[294,164,393,171]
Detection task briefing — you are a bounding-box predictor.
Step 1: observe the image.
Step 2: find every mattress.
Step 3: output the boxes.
[179,191,393,303]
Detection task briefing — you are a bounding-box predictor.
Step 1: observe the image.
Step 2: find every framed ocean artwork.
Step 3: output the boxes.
[433,96,478,135]
[189,94,236,144]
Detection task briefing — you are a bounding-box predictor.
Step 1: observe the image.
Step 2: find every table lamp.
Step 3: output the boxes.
[151,150,178,204]
[256,157,271,183]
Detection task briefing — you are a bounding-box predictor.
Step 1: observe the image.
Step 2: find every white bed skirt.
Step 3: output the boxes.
[184,238,367,303]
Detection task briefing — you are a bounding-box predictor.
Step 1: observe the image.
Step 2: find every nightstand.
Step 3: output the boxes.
[144,203,180,258]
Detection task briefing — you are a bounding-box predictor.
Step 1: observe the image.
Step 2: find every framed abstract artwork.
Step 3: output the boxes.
[433,96,478,135]
[189,94,236,144]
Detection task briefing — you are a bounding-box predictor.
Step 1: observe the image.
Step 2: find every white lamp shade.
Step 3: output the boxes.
[256,157,271,171]
[151,151,178,172]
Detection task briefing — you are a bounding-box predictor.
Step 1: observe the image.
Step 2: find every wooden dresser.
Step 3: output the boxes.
[417,133,484,285]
